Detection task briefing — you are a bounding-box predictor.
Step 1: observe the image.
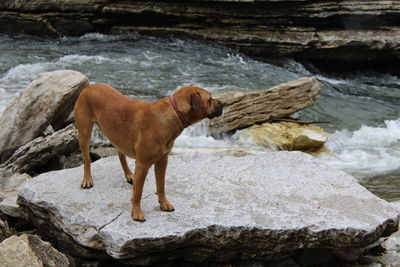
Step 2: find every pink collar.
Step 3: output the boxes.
[169,95,189,128]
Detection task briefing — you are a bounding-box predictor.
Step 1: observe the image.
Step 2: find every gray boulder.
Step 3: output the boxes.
[17,149,399,265]
[0,234,69,267]
[0,70,88,163]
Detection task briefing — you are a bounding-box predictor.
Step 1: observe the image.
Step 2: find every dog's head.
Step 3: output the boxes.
[173,86,224,125]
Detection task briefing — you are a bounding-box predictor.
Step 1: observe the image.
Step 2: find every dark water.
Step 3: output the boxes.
[1,33,400,201]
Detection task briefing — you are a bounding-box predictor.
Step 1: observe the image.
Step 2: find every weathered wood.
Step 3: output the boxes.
[209,77,324,135]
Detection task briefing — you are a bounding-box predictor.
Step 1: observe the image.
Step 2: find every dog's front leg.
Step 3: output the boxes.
[131,161,150,222]
[155,154,174,212]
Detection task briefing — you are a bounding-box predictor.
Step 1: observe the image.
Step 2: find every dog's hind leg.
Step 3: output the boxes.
[74,105,94,189]
[118,151,134,184]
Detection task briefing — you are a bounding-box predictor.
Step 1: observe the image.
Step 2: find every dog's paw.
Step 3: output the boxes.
[159,200,175,212]
[125,173,134,184]
[132,210,146,222]
[80,177,93,189]
[80,183,93,189]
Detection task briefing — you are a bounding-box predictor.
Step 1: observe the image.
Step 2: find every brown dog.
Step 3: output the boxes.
[73,84,223,221]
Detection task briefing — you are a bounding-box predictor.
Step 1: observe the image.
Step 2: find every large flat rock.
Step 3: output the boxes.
[17,149,399,264]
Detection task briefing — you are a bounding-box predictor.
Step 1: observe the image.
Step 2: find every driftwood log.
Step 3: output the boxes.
[209,77,324,135]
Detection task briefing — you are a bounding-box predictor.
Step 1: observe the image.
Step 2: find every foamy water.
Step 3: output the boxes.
[322,119,400,178]
[1,33,400,200]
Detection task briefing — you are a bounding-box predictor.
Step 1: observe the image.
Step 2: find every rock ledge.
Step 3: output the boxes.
[1,0,399,72]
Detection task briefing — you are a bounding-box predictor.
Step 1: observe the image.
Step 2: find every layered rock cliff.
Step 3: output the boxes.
[0,0,399,71]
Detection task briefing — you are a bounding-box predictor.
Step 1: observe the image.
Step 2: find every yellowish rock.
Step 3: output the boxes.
[245,123,293,150]
[290,124,328,150]
[242,122,328,153]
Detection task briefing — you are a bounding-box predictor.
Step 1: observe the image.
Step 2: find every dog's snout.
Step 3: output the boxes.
[207,99,224,119]
[217,100,224,113]
[221,102,228,108]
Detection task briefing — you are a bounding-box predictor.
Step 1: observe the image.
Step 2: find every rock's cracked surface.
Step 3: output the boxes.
[17,149,400,264]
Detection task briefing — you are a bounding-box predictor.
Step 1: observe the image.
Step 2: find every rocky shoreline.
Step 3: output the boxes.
[0,0,399,73]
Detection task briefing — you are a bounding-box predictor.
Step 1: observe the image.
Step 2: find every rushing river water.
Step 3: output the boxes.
[1,33,400,201]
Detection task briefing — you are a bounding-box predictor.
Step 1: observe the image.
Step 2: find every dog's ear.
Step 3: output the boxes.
[190,92,203,110]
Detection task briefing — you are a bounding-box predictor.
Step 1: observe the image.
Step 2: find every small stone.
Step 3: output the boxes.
[43,125,55,136]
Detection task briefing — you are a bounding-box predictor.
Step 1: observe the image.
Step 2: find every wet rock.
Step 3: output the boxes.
[0,234,69,267]
[209,77,324,135]
[16,149,399,264]
[0,70,89,163]
[236,122,328,152]
[0,172,30,218]
[0,124,79,175]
